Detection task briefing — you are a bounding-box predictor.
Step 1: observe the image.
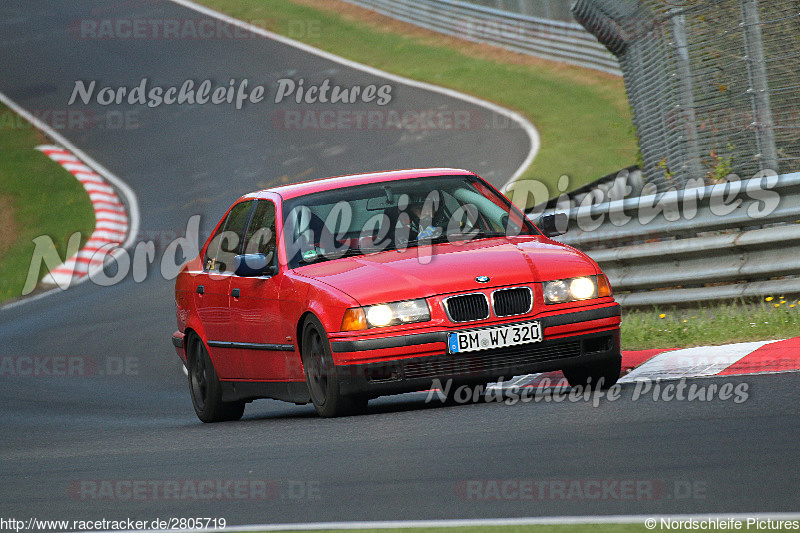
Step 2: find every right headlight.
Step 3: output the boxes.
[341,299,431,331]
[543,275,611,304]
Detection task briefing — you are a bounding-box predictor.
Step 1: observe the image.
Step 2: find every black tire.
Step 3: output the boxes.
[187,335,245,423]
[301,316,367,417]
[563,355,622,390]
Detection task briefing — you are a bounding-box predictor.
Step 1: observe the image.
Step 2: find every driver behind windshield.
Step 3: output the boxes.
[402,195,443,241]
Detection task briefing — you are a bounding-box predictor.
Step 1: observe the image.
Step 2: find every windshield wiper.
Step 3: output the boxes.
[396,234,452,249]
[301,231,513,262]
[468,230,508,239]
[395,231,510,250]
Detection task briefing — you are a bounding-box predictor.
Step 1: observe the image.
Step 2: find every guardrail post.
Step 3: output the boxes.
[741,0,779,174]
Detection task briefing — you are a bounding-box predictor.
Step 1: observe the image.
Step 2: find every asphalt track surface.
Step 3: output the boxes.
[0,0,798,527]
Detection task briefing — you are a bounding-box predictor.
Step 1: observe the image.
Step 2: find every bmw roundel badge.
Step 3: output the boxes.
[475,275,490,283]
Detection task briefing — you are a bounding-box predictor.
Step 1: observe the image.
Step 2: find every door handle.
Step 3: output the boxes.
[196,285,204,294]
[231,288,240,298]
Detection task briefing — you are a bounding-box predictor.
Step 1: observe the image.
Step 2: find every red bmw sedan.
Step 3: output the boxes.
[172,168,621,421]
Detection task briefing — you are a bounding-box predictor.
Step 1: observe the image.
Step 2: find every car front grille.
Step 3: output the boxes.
[492,287,532,317]
[403,340,582,380]
[443,293,490,322]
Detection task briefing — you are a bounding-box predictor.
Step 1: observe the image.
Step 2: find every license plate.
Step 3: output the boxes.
[448,321,542,354]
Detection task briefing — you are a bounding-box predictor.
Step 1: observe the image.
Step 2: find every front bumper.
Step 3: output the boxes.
[332,305,621,398]
[171,331,187,366]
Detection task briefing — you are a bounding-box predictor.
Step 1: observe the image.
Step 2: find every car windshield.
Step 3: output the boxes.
[282,174,539,269]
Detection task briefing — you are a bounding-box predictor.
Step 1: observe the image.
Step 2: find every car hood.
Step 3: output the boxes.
[294,237,598,306]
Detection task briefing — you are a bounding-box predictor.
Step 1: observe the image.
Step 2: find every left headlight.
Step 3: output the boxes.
[543,276,601,304]
[341,299,431,331]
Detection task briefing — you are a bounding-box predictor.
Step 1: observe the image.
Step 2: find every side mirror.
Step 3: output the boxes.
[535,213,568,238]
[233,253,276,277]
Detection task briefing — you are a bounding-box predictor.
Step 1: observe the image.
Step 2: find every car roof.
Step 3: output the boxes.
[243,168,477,201]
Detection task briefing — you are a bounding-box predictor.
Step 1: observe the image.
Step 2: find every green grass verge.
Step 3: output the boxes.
[0,103,95,304]
[621,298,800,350]
[195,0,638,201]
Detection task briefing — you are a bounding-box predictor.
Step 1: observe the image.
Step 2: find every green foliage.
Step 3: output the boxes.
[0,104,95,303]
[704,143,735,183]
[621,298,800,350]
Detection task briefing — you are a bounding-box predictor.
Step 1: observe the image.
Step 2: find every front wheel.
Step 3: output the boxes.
[563,355,621,390]
[187,335,245,423]
[301,316,367,417]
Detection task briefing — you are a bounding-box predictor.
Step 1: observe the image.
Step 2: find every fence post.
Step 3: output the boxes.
[670,10,704,182]
[741,0,779,173]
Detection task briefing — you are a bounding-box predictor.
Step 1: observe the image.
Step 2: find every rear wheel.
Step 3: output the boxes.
[187,335,245,423]
[301,316,367,417]
[563,355,621,390]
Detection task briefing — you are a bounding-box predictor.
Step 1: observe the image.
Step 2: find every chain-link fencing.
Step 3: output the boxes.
[572,0,800,191]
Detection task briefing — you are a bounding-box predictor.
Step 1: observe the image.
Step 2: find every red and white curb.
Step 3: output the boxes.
[502,337,800,390]
[618,337,800,382]
[36,145,129,288]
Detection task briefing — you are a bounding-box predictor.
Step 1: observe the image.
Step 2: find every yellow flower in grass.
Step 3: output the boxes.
[765,297,774,302]
[774,303,780,308]
[659,313,666,319]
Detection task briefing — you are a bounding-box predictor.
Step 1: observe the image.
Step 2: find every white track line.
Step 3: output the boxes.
[71,513,800,533]
[0,91,140,311]
[167,0,540,193]
[2,1,537,309]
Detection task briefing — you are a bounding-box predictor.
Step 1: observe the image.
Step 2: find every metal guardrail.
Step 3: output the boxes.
[542,171,800,306]
[456,0,576,23]
[338,0,798,306]
[340,0,622,75]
